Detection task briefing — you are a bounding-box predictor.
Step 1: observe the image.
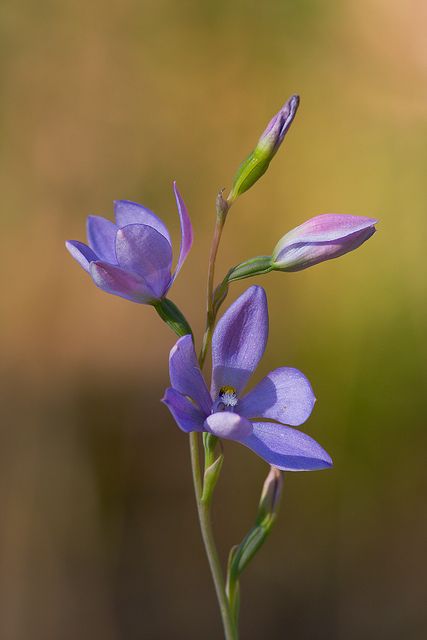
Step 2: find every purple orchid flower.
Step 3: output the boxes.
[162,286,332,471]
[272,214,377,272]
[66,182,193,304]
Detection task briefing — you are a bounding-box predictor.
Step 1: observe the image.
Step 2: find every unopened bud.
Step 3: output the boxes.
[257,466,283,524]
[216,189,229,221]
[228,95,300,202]
[272,214,378,272]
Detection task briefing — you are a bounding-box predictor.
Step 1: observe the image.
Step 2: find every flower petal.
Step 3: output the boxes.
[87,215,118,264]
[114,200,171,243]
[204,412,253,440]
[89,260,156,303]
[171,182,193,281]
[162,388,205,433]
[211,286,268,398]
[115,224,172,298]
[277,214,378,244]
[169,335,212,415]
[239,367,316,426]
[238,421,332,471]
[66,240,99,272]
[259,94,300,155]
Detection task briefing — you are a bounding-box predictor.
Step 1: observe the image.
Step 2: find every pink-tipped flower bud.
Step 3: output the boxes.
[272,214,378,272]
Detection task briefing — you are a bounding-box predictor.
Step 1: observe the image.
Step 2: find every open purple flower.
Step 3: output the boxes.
[66,182,193,304]
[162,286,332,471]
[272,214,377,272]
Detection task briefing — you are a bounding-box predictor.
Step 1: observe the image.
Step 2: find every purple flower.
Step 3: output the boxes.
[272,214,377,272]
[162,286,332,471]
[66,182,193,304]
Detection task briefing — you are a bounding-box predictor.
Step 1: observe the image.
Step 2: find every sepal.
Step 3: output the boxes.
[153,298,193,337]
[226,255,273,282]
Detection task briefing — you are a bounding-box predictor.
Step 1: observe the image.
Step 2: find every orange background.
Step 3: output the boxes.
[1,1,426,638]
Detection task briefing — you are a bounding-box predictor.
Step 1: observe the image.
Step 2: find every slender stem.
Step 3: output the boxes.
[200,323,213,370]
[189,433,236,640]
[207,215,226,318]
[199,212,227,368]
[187,206,237,639]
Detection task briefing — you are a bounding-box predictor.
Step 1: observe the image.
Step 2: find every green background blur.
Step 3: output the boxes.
[1,1,426,638]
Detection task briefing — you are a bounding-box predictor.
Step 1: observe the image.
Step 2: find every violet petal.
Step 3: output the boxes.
[114,200,171,243]
[260,94,300,155]
[278,214,378,244]
[162,388,205,433]
[238,421,333,471]
[66,240,99,272]
[87,215,118,264]
[204,412,253,440]
[239,367,316,426]
[169,335,212,415]
[171,182,193,282]
[115,224,172,298]
[211,286,268,398]
[89,260,156,303]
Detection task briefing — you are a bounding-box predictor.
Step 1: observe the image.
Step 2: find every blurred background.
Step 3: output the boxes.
[1,0,426,638]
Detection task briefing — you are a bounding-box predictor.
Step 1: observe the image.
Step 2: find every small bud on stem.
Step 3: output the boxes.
[228,95,300,202]
[226,467,284,626]
[216,189,230,222]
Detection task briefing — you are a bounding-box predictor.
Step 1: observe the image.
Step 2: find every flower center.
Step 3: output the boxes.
[218,385,238,408]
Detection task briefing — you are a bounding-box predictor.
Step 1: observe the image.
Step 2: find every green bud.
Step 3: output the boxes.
[201,454,224,505]
[228,150,271,203]
[201,433,223,505]
[227,467,283,581]
[256,466,283,525]
[230,524,270,577]
[228,95,300,202]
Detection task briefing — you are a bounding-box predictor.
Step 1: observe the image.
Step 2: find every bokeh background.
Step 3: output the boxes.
[1,1,426,638]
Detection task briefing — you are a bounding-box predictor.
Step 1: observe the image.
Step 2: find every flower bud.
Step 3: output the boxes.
[257,466,283,525]
[201,454,224,506]
[257,94,300,157]
[227,468,283,584]
[228,95,300,202]
[272,214,377,272]
[216,189,229,221]
[201,433,224,505]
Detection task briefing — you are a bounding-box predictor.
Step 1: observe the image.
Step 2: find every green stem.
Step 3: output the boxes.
[199,206,227,366]
[211,256,273,320]
[187,203,238,639]
[189,432,236,640]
